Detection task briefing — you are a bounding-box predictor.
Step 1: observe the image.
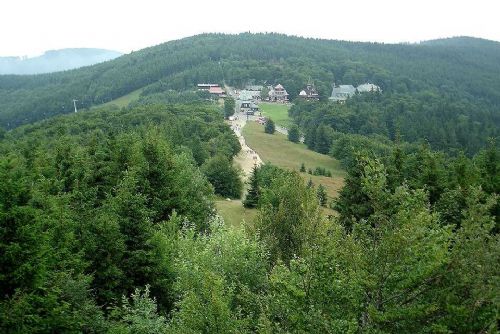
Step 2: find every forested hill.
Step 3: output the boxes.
[0,48,122,75]
[1,33,499,136]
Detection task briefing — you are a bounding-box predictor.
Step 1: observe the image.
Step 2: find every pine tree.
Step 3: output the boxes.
[300,163,306,172]
[317,184,327,207]
[243,165,260,208]
[305,125,316,150]
[314,124,331,154]
[307,178,314,188]
[288,124,300,143]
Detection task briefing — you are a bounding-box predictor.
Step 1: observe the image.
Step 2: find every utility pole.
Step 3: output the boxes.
[73,99,78,113]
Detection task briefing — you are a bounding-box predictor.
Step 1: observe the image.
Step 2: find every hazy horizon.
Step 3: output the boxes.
[2,0,499,57]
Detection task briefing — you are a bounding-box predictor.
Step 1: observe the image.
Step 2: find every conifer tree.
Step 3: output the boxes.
[288,124,300,143]
[243,165,260,208]
[317,184,327,207]
[307,178,314,188]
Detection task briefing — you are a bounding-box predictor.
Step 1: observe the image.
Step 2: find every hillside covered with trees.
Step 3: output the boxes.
[0,33,499,332]
[0,34,499,155]
[0,102,498,332]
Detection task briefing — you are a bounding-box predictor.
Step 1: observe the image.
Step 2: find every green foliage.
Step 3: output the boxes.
[243,165,260,208]
[317,184,327,207]
[1,34,499,159]
[255,168,323,264]
[108,286,169,334]
[264,118,275,134]
[287,124,300,143]
[169,218,268,333]
[0,59,499,332]
[224,97,236,119]
[313,166,331,177]
[299,162,306,172]
[0,104,235,331]
[202,155,243,199]
[260,86,269,100]
[291,90,499,155]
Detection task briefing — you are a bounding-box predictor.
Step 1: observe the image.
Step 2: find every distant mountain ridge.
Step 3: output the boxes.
[0,48,122,75]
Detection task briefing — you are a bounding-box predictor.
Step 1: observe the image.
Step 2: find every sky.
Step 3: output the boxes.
[1,0,499,57]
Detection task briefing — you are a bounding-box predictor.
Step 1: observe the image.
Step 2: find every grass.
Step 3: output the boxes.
[259,102,293,127]
[96,88,144,108]
[243,121,345,199]
[215,199,258,228]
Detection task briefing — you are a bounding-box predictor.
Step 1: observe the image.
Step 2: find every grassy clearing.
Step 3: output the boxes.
[243,121,345,199]
[96,88,144,108]
[259,102,293,127]
[215,199,257,228]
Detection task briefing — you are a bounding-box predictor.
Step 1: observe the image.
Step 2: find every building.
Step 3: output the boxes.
[209,86,226,98]
[329,84,356,102]
[197,83,219,91]
[245,85,264,92]
[237,100,252,113]
[250,103,259,114]
[237,99,260,115]
[238,90,255,101]
[298,82,320,101]
[268,84,289,102]
[356,83,381,93]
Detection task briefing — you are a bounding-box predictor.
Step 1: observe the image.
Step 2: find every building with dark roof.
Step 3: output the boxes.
[298,82,320,101]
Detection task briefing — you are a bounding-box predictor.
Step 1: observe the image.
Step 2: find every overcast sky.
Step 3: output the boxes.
[2,0,499,57]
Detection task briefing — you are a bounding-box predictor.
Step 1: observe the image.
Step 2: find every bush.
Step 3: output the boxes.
[265,118,275,134]
[202,155,242,198]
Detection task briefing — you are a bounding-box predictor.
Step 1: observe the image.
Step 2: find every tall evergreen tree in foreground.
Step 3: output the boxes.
[317,184,327,207]
[243,165,260,208]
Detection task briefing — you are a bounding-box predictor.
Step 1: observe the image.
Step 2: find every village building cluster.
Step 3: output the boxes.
[196,81,381,113]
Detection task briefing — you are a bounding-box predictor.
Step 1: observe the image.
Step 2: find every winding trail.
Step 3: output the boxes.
[228,112,263,181]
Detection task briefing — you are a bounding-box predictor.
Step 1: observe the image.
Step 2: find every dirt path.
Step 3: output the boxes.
[228,112,263,181]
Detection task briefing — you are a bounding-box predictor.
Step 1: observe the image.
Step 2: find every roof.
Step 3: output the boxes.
[209,86,225,94]
[299,90,307,96]
[250,103,259,108]
[357,83,381,93]
[330,85,356,100]
[238,90,254,101]
[275,84,284,90]
[198,83,219,88]
[246,85,263,91]
[331,85,355,95]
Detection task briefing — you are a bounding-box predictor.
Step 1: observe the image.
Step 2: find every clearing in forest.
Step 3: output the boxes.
[96,88,144,108]
[242,121,345,199]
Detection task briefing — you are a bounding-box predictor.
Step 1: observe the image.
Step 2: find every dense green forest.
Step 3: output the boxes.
[1,33,499,155]
[290,91,499,155]
[0,33,499,332]
[0,103,498,332]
